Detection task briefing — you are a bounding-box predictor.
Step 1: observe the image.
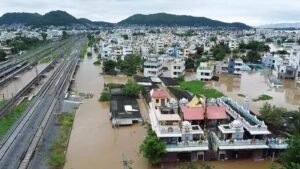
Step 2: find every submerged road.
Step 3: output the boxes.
[0,36,85,169]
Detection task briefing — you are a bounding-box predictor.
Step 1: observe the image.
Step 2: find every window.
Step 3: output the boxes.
[156,99,159,103]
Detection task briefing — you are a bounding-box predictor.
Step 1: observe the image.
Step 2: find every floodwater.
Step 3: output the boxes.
[65,52,274,169]
[185,70,300,113]
[0,63,49,101]
[64,52,152,169]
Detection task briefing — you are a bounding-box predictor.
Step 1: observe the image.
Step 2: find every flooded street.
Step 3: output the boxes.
[64,53,152,169]
[185,71,300,113]
[65,53,275,169]
[0,63,49,101]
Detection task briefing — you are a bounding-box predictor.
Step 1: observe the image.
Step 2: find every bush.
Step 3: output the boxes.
[253,94,272,102]
[123,80,141,97]
[93,60,101,65]
[87,52,92,57]
[99,92,111,101]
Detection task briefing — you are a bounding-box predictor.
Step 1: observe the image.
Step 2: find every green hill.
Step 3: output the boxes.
[0,12,41,25]
[118,13,251,29]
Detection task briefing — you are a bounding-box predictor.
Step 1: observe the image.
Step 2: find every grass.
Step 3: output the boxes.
[0,100,6,108]
[253,94,273,102]
[238,93,246,97]
[178,80,224,98]
[0,99,29,139]
[48,113,74,169]
[99,92,111,102]
[79,41,88,59]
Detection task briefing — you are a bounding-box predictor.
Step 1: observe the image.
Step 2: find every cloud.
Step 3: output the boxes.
[0,0,299,26]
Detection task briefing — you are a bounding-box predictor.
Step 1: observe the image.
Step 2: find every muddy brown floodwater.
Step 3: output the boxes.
[65,53,277,169]
[0,63,48,101]
[185,71,300,113]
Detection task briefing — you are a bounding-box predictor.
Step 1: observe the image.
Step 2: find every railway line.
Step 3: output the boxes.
[0,37,84,169]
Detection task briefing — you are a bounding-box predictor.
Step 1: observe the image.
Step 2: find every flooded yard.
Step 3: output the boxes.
[185,70,300,113]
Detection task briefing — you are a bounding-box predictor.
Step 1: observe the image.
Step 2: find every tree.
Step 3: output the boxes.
[211,44,230,61]
[260,103,285,127]
[297,39,300,45]
[41,32,47,41]
[139,129,166,165]
[244,51,261,63]
[62,31,68,39]
[180,162,214,169]
[123,54,142,75]
[196,46,204,55]
[210,36,217,42]
[103,60,117,72]
[279,136,300,168]
[185,58,195,69]
[0,49,7,62]
[122,80,141,97]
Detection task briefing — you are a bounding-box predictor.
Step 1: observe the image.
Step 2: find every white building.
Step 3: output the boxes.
[170,58,185,78]
[196,62,214,81]
[144,56,163,77]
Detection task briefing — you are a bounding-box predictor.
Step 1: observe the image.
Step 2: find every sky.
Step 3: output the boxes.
[0,0,300,26]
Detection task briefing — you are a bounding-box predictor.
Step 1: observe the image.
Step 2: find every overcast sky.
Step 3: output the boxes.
[0,0,300,26]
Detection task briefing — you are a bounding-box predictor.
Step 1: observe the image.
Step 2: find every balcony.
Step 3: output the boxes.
[166,140,209,152]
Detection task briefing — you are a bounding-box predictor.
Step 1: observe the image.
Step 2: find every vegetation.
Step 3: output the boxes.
[105,83,124,89]
[0,99,29,139]
[122,34,129,40]
[237,93,246,97]
[180,163,214,169]
[41,32,48,41]
[103,60,117,72]
[6,37,43,54]
[243,50,261,63]
[99,92,111,102]
[211,44,230,61]
[139,129,166,165]
[118,13,251,29]
[79,40,88,58]
[122,80,142,97]
[0,12,41,25]
[48,113,74,169]
[185,58,195,69]
[93,60,101,65]
[87,52,92,57]
[260,104,300,169]
[132,32,146,36]
[0,49,7,62]
[253,94,272,102]
[239,41,270,52]
[178,80,224,98]
[117,54,142,75]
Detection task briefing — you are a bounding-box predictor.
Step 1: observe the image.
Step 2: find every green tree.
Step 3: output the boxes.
[62,31,68,39]
[297,39,300,45]
[210,36,217,42]
[0,49,7,62]
[41,32,47,41]
[260,103,285,127]
[196,46,204,55]
[279,136,300,168]
[123,54,142,75]
[211,44,230,61]
[139,129,166,165]
[103,60,117,72]
[122,80,141,97]
[185,58,195,69]
[244,51,261,63]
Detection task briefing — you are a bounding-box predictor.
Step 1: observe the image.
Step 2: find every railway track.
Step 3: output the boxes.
[0,37,84,169]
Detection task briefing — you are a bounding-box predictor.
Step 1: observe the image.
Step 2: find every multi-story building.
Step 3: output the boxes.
[148,89,209,161]
[196,62,214,81]
[170,58,185,78]
[228,58,243,75]
[144,56,163,77]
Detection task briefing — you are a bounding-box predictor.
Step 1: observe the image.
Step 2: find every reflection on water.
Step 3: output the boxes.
[185,70,300,113]
[0,64,48,101]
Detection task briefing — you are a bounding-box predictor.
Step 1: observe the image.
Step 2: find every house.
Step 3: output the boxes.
[148,89,209,161]
[196,62,214,81]
[228,58,243,75]
[170,58,185,78]
[144,56,163,77]
[110,95,143,127]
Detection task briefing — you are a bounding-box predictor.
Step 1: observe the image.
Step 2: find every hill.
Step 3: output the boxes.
[0,12,41,25]
[31,10,79,26]
[118,13,251,29]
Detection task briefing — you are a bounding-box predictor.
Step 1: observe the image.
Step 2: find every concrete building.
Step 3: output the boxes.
[196,62,214,81]
[144,56,163,77]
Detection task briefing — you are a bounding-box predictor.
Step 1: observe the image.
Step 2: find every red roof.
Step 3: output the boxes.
[182,107,204,120]
[207,106,227,120]
[182,106,227,121]
[151,90,169,98]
